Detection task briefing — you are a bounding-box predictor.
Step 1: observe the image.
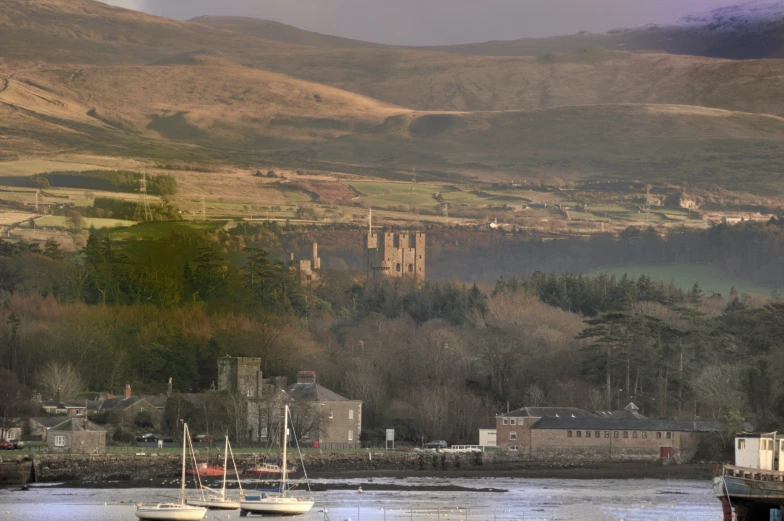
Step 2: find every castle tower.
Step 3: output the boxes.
[217,356,263,398]
[365,209,425,282]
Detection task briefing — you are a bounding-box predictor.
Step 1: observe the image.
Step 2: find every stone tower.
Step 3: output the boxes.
[365,210,425,282]
[217,356,263,398]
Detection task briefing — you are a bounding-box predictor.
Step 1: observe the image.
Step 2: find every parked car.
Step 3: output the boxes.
[0,440,14,450]
[10,440,24,450]
[135,433,158,443]
[424,440,448,449]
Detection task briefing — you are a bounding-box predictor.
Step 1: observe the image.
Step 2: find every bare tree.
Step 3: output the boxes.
[525,384,545,407]
[35,361,84,400]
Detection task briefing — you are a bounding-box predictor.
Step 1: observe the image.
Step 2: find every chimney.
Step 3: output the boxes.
[167,377,173,397]
[56,386,62,404]
[124,383,132,399]
[297,371,316,384]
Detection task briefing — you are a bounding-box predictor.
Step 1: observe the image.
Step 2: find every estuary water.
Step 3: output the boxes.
[0,477,722,521]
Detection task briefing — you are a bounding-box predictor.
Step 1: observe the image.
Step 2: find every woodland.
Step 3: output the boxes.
[0,220,783,451]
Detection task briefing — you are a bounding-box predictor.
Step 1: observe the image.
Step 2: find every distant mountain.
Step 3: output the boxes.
[4,0,784,192]
[191,16,387,49]
[186,2,784,60]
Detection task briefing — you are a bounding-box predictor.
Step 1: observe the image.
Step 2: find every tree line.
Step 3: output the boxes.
[0,225,782,453]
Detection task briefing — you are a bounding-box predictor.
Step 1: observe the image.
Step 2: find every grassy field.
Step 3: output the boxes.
[586,264,778,297]
[29,215,137,230]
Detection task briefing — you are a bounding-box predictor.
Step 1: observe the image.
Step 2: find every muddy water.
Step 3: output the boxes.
[0,477,721,521]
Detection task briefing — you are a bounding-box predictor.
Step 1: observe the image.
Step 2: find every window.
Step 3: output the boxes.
[396,264,401,272]
[329,409,334,419]
[261,427,268,439]
[567,430,573,438]
[349,409,354,420]
[738,439,746,450]
[503,419,508,425]
[596,431,601,438]
[6,431,15,440]
[576,430,582,438]
[586,431,591,438]
[642,432,648,439]
[656,432,662,439]
[510,419,515,425]
[623,431,628,439]
[666,432,672,440]
[605,431,610,438]
[632,431,638,439]
[408,264,414,273]
[614,431,619,438]
[508,444,519,451]
[510,431,517,441]
[348,430,354,441]
[54,436,65,447]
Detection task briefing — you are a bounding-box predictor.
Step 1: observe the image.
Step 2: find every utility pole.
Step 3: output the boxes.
[201,197,206,222]
[35,190,39,212]
[645,186,650,223]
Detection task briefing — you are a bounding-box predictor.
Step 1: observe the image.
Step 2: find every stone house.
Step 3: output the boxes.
[496,407,596,452]
[92,385,162,430]
[28,417,66,441]
[47,418,106,454]
[286,371,362,449]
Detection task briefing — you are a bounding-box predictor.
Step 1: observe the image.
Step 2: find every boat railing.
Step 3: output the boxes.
[721,463,784,482]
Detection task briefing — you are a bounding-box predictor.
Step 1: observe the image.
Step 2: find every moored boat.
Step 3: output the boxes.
[239,404,314,517]
[189,435,243,511]
[135,423,207,521]
[714,432,784,521]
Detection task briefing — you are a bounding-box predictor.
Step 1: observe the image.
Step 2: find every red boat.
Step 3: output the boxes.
[188,463,239,477]
[244,461,297,477]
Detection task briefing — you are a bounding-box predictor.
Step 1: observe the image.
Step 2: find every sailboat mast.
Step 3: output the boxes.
[180,423,187,505]
[222,435,229,500]
[282,404,289,493]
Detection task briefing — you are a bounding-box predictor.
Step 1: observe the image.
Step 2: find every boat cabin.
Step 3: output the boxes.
[734,432,784,471]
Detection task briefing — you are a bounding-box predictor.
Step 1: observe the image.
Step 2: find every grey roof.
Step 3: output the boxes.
[97,396,146,411]
[143,395,169,408]
[285,382,351,402]
[530,417,722,432]
[500,407,597,419]
[594,410,647,420]
[50,418,105,432]
[29,416,69,428]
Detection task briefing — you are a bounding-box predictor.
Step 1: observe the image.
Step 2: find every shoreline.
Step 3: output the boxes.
[4,462,714,490]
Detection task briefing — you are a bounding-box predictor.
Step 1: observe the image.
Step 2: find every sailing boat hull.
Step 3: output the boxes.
[189,498,240,510]
[239,497,314,515]
[135,504,207,521]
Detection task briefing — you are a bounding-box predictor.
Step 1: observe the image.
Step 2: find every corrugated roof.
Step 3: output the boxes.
[530,417,721,432]
[285,382,351,402]
[500,407,597,419]
[50,418,105,432]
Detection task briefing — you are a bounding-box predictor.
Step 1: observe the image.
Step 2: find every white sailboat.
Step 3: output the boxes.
[189,435,242,510]
[135,423,207,521]
[239,404,314,516]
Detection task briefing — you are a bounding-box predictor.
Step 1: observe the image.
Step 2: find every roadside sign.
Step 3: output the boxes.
[386,429,395,450]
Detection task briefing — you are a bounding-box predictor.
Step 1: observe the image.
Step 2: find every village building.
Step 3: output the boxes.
[28,417,66,441]
[286,371,362,450]
[91,384,162,430]
[0,426,22,442]
[47,418,106,454]
[495,403,719,463]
